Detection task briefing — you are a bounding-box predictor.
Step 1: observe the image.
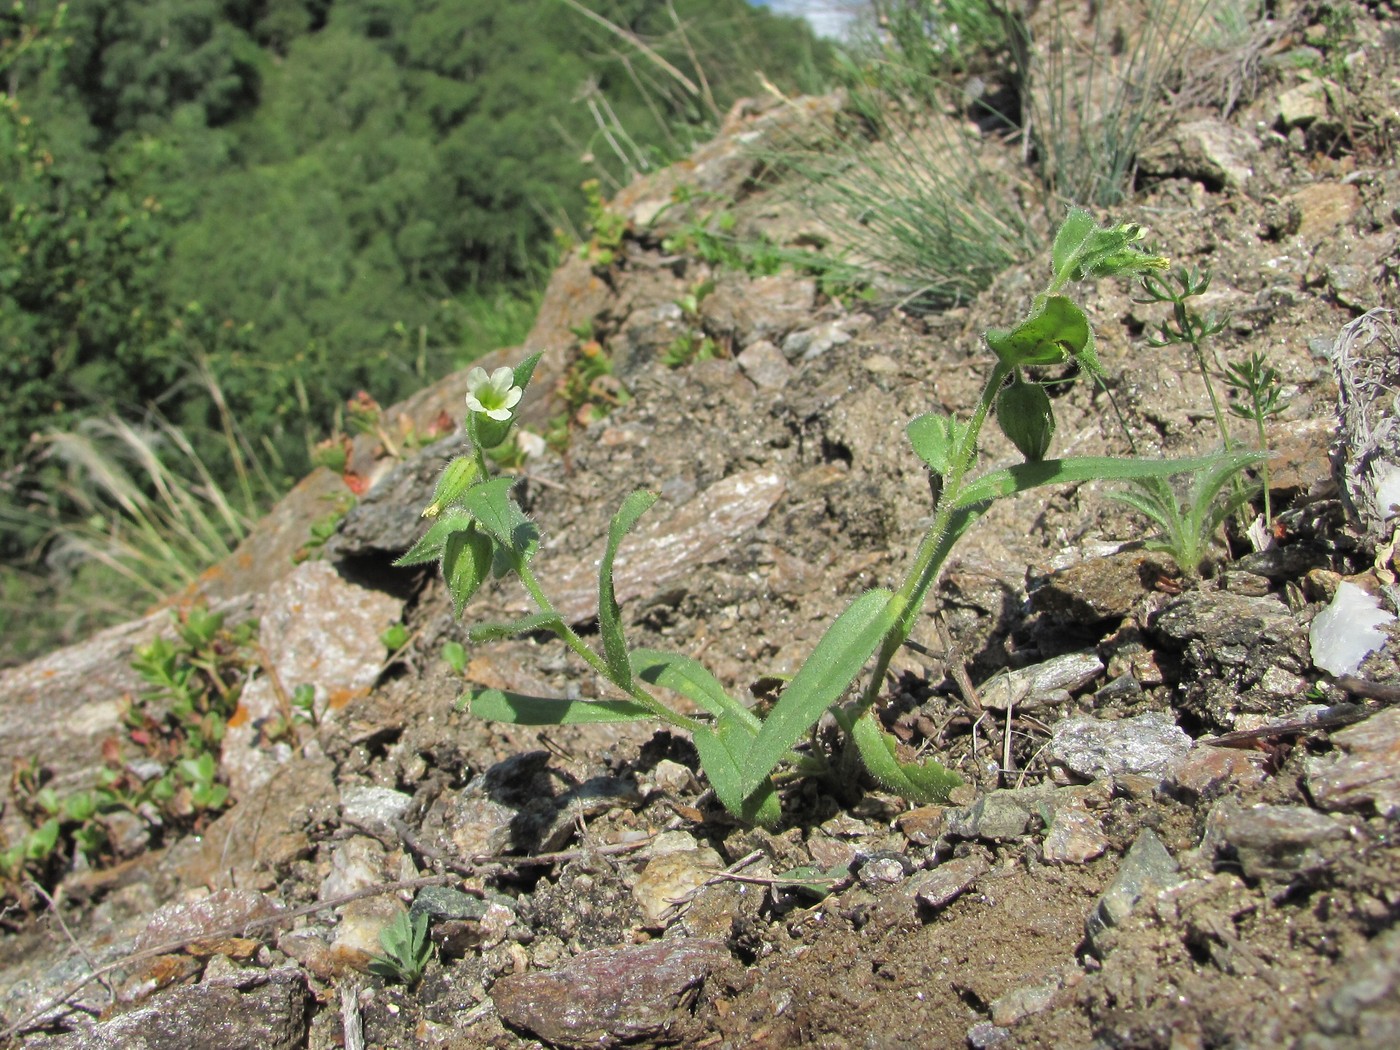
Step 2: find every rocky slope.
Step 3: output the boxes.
[3,2,1400,1047]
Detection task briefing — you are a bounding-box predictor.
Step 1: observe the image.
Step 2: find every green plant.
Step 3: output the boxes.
[441,640,468,675]
[1224,351,1290,525]
[784,112,1039,311]
[2,605,253,894]
[399,210,1256,825]
[1116,264,1272,570]
[1011,0,1209,209]
[1105,457,1263,578]
[580,178,629,269]
[368,909,433,987]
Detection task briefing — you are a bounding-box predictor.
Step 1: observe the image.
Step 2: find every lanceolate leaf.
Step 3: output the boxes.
[693,721,781,827]
[739,588,896,797]
[851,711,962,804]
[461,477,539,565]
[631,647,758,730]
[955,450,1267,508]
[394,510,476,567]
[464,688,653,724]
[599,490,658,689]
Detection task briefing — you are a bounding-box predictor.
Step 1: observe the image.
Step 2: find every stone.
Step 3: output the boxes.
[967,1021,1013,1048]
[1308,708,1400,816]
[1285,182,1361,240]
[735,338,793,390]
[700,273,816,345]
[989,975,1064,1025]
[339,784,413,831]
[1085,829,1185,956]
[632,847,723,927]
[134,890,286,954]
[1048,711,1191,781]
[1042,800,1109,864]
[1210,803,1350,884]
[1031,549,1162,623]
[221,561,402,800]
[318,837,390,902]
[781,322,852,362]
[907,853,991,911]
[978,651,1104,711]
[1137,119,1259,189]
[490,938,730,1049]
[1276,79,1331,128]
[508,468,785,624]
[1165,745,1267,801]
[23,967,311,1050]
[1150,590,1310,727]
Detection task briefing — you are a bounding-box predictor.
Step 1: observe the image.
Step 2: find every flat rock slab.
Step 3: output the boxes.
[1309,708,1400,816]
[1049,711,1191,781]
[24,968,310,1050]
[490,937,730,1048]
[515,469,785,624]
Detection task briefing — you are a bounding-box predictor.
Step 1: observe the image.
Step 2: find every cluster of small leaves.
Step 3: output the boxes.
[580,179,630,270]
[546,336,629,452]
[368,910,434,988]
[1,605,254,892]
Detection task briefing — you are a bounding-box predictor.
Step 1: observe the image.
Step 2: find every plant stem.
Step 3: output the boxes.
[848,359,1013,725]
[513,560,701,733]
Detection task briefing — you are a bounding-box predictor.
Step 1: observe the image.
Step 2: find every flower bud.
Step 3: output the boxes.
[423,456,477,518]
[996,378,1055,462]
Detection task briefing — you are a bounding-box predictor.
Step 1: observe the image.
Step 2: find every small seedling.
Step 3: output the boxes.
[399,209,1260,825]
[368,910,433,987]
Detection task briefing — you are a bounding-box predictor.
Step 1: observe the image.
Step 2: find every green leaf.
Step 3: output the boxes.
[513,351,544,392]
[955,450,1268,508]
[1051,207,1098,279]
[461,477,539,565]
[851,711,962,804]
[693,722,781,827]
[464,688,654,724]
[441,640,468,675]
[772,863,850,900]
[984,295,1094,372]
[599,490,658,689]
[468,612,565,642]
[442,522,495,613]
[631,647,760,730]
[906,413,972,477]
[739,588,897,797]
[395,510,476,567]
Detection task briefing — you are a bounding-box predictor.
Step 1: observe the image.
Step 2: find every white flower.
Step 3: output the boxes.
[465,366,523,421]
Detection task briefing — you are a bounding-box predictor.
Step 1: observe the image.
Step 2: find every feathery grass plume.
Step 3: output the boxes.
[39,413,263,602]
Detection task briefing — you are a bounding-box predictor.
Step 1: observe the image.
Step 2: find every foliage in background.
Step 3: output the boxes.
[1,0,830,658]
